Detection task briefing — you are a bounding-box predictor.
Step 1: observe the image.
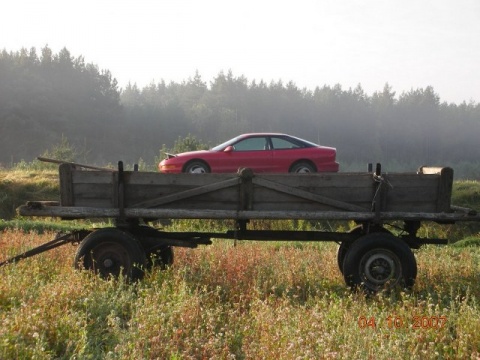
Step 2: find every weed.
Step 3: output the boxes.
[1,229,479,359]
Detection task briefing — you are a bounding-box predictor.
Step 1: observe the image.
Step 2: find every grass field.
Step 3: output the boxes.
[1,169,480,358]
[1,229,479,359]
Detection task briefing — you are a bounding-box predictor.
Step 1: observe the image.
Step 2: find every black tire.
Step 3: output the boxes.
[183,161,210,174]
[337,225,392,274]
[146,246,174,270]
[74,228,147,281]
[337,241,351,274]
[343,233,417,293]
[289,161,316,173]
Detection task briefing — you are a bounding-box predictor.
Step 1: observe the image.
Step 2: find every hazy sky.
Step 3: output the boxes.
[2,0,479,104]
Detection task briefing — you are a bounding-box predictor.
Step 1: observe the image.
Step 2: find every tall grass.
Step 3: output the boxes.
[1,229,479,359]
[0,169,58,219]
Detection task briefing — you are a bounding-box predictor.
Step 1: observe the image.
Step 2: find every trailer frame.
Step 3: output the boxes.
[4,160,480,292]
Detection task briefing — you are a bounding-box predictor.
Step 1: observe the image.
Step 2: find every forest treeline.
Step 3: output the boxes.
[1,46,480,178]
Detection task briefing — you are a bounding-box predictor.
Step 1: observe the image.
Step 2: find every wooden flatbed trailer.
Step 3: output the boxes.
[4,161,480,292]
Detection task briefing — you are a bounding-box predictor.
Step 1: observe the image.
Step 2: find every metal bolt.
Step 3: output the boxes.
[103,258,114,268]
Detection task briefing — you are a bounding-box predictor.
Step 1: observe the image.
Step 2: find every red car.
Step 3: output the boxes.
[159,133,339,174]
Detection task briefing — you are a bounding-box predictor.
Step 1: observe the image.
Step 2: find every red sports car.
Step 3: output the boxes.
[159,133,339,174]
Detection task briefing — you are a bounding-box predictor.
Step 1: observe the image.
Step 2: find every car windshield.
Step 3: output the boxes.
[211,136,242,151]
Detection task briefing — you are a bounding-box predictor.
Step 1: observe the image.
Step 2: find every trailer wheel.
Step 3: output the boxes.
[343,233,417,293]
[74,228,147,281]
[337,225,391,274]
[337,242,351,274]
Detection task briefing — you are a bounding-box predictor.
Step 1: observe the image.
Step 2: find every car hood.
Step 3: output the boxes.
[165,150,211,159]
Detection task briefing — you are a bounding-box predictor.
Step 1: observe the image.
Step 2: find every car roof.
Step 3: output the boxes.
[238,133,288,137]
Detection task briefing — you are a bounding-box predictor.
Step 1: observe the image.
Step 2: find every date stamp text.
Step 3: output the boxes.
[358,315,447,330]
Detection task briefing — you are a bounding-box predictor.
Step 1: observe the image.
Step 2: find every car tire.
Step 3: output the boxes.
[289,162,316,173]
[183,161,210,174]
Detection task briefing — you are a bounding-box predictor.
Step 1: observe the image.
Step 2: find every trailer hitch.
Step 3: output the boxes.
[0,230,90,267]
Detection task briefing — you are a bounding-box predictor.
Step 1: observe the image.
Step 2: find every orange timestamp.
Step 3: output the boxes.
[358,315,447,330]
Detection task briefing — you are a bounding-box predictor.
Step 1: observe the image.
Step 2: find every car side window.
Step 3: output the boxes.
[271,137,301,150]
[233,137,267,151]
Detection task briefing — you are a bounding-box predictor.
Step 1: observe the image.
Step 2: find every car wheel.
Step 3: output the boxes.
[183,161,210,174]
[289,162,316,173]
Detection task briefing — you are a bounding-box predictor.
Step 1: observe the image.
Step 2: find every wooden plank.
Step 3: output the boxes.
[74,198,114,208]
[56,167,455,215]
[38,157,115,171]
[386,174,440,188]
[59,164,74,206]
[124,172,237,186]
[437,167,453,212]
[239,170,254,210]
[17,205,480,223]
[72,170,115,184]
[112,172,119,208]
[125,185,199,199]
[126,186,238,205]
[385,187,439,209]
[7,205,367,219]
[385,185,438,200]
[73,184,114,198]
[252,177,370,212]
[260,173,374,188]
[382,172,441,212]
[251,186,375,204]
[71,184,114,209]
[131,177,241,208]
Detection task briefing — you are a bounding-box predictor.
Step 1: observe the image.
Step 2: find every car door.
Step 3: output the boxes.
[270,135,307,172]
[221,136,274,172]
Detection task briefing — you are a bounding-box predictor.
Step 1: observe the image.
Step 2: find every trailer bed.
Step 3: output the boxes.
[9,162,480,293]
[18,163,476,223]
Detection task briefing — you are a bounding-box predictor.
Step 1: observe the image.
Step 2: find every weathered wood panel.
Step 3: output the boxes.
[72,170,115,184]
[56,166,453,218]
[59,164,74,206]
[19,205,480,223]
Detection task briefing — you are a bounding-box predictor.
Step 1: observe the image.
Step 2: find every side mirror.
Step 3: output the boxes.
[224,146,234,153]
